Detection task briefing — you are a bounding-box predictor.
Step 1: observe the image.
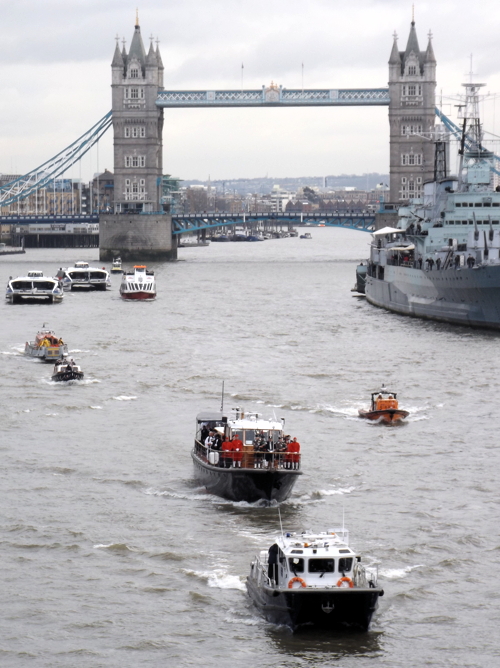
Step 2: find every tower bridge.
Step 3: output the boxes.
[1,17,446,259]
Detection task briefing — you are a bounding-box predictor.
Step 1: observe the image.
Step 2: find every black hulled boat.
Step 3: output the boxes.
[247,528,383,631]
[192,409,302,503]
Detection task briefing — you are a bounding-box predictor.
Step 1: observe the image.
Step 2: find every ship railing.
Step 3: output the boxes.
[194,439,301,470]
[353,562,378,588]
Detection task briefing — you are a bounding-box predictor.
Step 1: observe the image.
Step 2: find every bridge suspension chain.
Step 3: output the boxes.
[0,111,112,207]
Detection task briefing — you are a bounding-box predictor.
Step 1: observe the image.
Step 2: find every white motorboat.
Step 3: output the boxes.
[120,265,156,301]
[25,327,68,362]
[6,271,64,304]
[51,360,84,382]
[247,528,383,631]
[56,262,111,291]
[110,257,122,273]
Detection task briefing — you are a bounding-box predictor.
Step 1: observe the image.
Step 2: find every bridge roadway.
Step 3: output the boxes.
[0,212,376,234]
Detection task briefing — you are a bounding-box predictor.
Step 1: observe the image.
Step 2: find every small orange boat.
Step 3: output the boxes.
[358,388,409,423]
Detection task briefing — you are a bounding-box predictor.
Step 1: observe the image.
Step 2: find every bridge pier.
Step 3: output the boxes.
[99,213,177,261]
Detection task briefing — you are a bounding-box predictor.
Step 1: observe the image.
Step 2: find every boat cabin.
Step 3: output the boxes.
[194,409,299,470]
[370,390,398,411]
[251,530,376,590]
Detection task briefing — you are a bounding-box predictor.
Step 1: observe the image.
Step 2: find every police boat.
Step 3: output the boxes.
[246,527,383,631]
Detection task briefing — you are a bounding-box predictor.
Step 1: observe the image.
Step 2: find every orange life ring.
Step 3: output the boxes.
[337,577,354,588]
[288,577,307,589]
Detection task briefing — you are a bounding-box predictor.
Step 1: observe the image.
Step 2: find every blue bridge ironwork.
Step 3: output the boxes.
[0,212,376,234]
[156,88,390,108]
[170,212,376,234]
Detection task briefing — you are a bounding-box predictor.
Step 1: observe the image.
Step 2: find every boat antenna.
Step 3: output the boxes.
[278,504,284,539]
[220,381,225,413]
[342,503,345,536]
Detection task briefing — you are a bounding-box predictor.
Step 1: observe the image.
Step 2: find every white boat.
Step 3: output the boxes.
[119,265,156,301]
[300,232,312,239]
[6,271,64,304]
[25,327,68,362]
[51,359,84,382]
[56,262,111,291]
[110,257,122,273]
[247,528,383,631]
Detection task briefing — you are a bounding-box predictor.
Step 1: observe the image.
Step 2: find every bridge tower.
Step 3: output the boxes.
[388,21,436,203]
[99,14,176,261]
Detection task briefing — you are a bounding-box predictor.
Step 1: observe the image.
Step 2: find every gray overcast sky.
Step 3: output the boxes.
[1,0,500,182]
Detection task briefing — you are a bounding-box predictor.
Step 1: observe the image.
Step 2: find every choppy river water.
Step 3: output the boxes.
[1,229,499,667]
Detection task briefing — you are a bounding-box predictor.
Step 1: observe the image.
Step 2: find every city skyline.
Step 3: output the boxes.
[1,0,500,182]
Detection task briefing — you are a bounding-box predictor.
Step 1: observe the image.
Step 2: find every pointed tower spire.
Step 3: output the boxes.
[128,15,147,68]
[112,41,124,68]
[155,37,164,70]
[389,31,401,65]
[146,41,158,66]
[425,30,436,64]
[136,8,139,27]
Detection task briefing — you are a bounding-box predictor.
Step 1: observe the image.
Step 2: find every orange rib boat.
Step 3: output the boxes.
[358,388,409,423]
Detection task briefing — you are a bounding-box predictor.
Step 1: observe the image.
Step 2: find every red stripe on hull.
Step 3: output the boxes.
[120,291,156,301]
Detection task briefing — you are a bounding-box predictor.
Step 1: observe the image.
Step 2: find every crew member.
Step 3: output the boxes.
[289,437,301,470]
[221,436,233,468]
[232,433,243,468]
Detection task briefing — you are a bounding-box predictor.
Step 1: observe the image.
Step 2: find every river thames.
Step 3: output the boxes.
[1,228,499,667]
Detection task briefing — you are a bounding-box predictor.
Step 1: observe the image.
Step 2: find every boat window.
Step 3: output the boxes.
[338,557,353,572]
[455,203,462,207]
[37,281,56,290]
[89,271,103,279]
[475,203,483,207]
[11,281,32,290]
[288,557,304,573]
[244,430,255,445]
[308,558,334,573]
[493,203,500,207]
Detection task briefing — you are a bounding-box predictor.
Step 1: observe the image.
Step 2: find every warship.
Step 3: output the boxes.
[365,82,500,330]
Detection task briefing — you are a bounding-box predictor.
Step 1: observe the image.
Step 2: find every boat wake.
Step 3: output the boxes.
[293,487,356,504]
[380,564,424,579]
[183,568,246,591]
[113,395,137,401]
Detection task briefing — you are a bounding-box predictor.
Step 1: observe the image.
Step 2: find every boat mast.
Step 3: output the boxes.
[220,381,225,413]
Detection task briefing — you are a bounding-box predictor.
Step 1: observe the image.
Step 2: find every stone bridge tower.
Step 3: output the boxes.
[388,21,436,203]
[100,15,176,261]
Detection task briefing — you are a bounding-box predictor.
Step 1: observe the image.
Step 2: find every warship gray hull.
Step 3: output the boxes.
[365,264,500,330]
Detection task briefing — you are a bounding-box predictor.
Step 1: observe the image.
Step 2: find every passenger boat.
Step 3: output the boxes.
[51,360,84,382]
[25,327,68,362]
[110,257,122,273]
[246,527,383,631]
[365,83,500,329]
[6,271,64,304]
[119,265,156,301]
[358,388,409,423]
[300,233,312,239]
[56,262,111,291]
[192,408,302,503]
